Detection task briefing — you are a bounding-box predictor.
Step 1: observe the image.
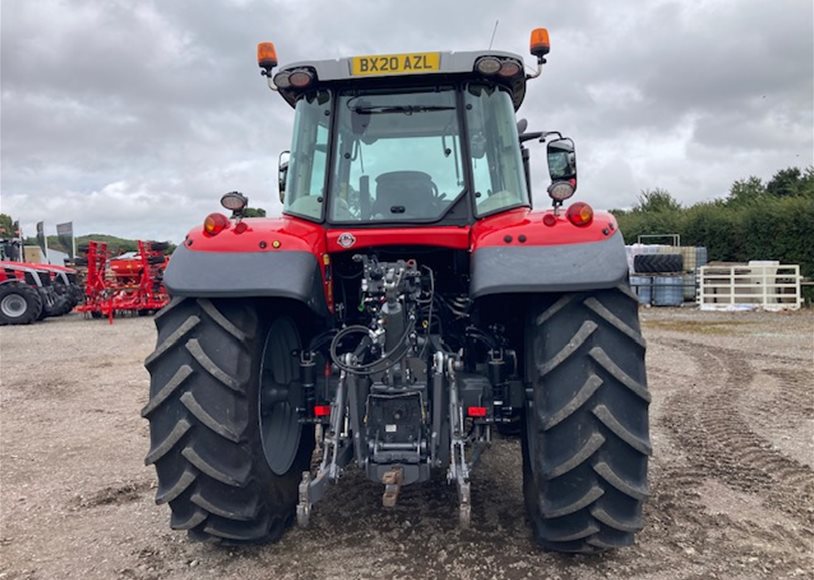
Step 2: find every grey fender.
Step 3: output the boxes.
[470,230,629,297]
[163,245,328,316]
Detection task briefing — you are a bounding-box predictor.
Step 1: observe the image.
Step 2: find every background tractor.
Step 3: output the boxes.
[144,28,649,553]
[0,261,76,324]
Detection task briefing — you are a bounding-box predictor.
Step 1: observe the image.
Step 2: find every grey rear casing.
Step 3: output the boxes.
[163,245,328,316]
[470,230,629,298]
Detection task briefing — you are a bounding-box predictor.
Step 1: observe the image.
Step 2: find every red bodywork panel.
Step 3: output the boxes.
[184,208,617,253]
[188,217,327,254]
[470,208,617,249]
[16,262,77,274]
[1,260,75,284]
[0,261,28,283]
[109,256,170,280]
[181,206,619,311]
[326,226,470,252]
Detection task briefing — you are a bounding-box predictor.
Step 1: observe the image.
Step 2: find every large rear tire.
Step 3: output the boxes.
[0,282,43,325]
[523,285,650,553]
[143,297,314,542]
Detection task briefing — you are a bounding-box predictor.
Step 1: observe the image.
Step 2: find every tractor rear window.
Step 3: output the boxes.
[328,88,465,223]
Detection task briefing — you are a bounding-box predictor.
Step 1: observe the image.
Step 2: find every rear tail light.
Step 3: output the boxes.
[203,213,230,236]
[313,404,331,417]
[566,202,594,227]
[467,406,488,418]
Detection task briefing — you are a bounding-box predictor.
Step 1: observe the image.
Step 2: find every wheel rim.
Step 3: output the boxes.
[1,294,28,318]
[258,317,303,476]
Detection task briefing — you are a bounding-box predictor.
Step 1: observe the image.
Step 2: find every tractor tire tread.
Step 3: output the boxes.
[180,391,243,443]
[180,444,250,487]
[155,466,198,505]
[144,315,200,368]
[141,365,194,418]
[184,338,243,392]
[523,287,650,553]
[144,297,310,543]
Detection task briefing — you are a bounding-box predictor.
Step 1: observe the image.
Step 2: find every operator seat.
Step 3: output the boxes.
[373,171,436,218]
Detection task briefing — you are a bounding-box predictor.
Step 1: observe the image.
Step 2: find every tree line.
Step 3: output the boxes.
[611,167,814,279]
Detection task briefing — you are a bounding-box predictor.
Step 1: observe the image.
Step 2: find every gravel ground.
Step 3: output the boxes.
[1,308,813,579]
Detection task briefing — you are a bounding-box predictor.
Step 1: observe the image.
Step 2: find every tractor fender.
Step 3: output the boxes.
[164,246,328,315]
[469,209,629,297]
[163,217,329,316]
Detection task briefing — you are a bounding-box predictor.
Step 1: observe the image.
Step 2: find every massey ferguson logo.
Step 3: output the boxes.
[337,232,356,248]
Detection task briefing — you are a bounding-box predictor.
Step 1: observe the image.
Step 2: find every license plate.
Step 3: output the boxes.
[350,52,441,76]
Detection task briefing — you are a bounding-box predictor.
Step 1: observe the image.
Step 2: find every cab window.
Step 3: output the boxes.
[283,90,331,220]
[465,85,529,216]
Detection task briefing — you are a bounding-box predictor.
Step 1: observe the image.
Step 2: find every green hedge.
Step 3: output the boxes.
[614,196,814,278]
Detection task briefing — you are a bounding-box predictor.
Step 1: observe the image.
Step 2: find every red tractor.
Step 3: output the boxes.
[144,28,649,553]
[0,261,75,324]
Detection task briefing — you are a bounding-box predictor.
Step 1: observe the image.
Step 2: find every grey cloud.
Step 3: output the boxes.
[1,0,811,240]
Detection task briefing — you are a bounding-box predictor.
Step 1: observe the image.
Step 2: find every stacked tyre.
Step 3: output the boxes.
[630,254,683,306]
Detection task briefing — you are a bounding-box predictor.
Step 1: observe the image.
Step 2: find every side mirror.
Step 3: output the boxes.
[546,137,577,202]
[278,150,290,203]
[547,138,576,181]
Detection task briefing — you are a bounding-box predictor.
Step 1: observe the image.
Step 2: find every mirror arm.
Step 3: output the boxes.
[519,130,565,144]
[539,130,563,143]
[519,131,544,143]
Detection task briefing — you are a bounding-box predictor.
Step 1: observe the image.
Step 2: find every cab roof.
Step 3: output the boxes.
[275,50,529,110]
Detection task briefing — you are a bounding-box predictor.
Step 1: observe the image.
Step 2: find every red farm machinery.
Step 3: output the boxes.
[1,239,83,325]
[143,28,650,553]
[0,261,80,325]
[77,240,170,319]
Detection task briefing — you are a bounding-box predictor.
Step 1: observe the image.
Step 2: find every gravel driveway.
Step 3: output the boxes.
[1,308,812,579]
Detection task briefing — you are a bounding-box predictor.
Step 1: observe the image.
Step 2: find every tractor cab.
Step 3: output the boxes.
[259,32,577,226]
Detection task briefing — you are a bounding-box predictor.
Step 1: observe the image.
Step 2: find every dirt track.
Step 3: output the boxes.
[1,308,813,579]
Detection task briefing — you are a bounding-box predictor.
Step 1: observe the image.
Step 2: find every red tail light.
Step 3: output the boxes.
[566,202,593,227]
[467,406,488,418]
[203,213,230,236]
[313,404,331,417]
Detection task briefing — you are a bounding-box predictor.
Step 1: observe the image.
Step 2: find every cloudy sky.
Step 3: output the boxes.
[2,0,812,242]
